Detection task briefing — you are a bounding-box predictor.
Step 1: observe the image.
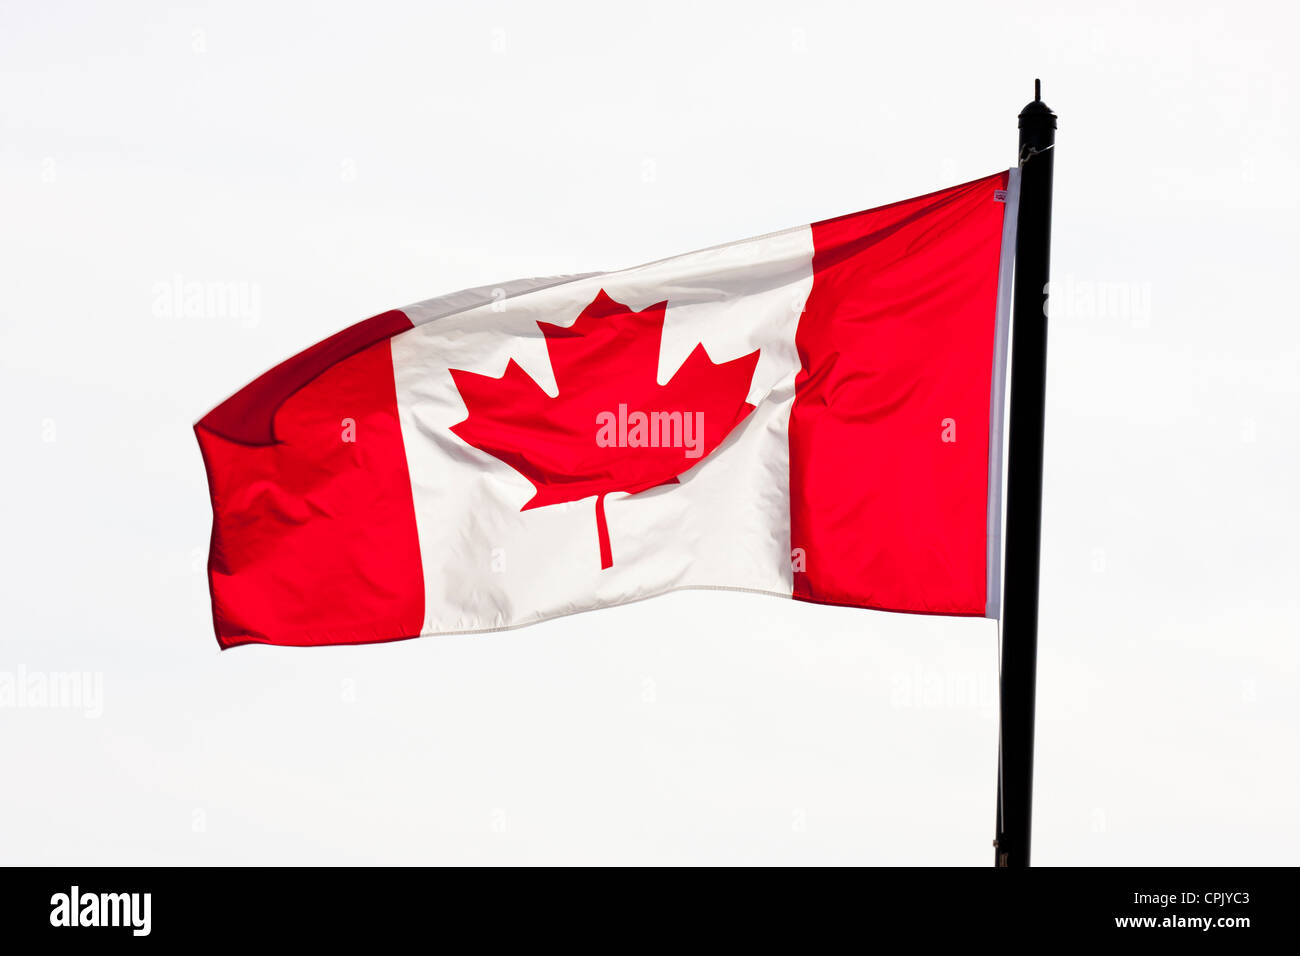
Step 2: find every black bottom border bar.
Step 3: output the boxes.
[0,865,1288,942]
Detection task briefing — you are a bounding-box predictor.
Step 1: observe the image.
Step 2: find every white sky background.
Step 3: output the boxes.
[1,1,1296,865]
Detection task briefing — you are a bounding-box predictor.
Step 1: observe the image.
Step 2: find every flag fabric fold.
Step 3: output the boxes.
[196,170,1019,648]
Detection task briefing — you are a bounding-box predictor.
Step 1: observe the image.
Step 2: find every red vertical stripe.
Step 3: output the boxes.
[789,172,1010,616]
[195,313,424,648]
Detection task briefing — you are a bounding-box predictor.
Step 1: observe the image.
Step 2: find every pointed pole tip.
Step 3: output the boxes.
[1035,78,1041,101]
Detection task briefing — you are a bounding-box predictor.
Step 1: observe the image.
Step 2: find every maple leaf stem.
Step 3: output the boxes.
[595,493,613,570]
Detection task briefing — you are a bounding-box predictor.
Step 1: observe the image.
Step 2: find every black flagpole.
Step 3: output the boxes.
[994,80,1056,867]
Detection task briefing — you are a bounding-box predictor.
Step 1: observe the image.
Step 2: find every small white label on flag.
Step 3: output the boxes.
[993,189,1008,203]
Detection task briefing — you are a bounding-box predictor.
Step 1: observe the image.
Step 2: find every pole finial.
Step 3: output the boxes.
[1034,78,1041,101]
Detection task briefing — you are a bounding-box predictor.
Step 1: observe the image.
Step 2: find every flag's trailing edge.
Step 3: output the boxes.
[195,171,1019,649]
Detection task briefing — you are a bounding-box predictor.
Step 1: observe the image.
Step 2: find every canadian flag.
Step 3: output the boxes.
[197,171,1019,648]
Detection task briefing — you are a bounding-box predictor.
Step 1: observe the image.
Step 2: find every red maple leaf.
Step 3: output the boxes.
[449,289,760,569]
